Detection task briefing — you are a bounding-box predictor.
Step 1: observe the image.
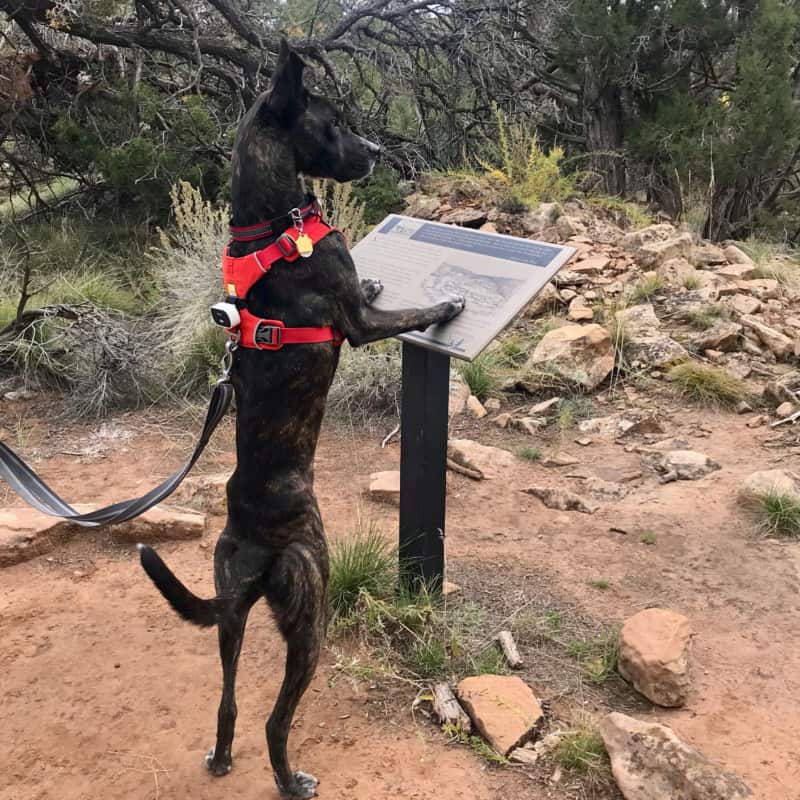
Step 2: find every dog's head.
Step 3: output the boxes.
[262,41,380,183]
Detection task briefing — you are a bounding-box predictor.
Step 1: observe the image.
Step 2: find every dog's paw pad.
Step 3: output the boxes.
[204,747,232,777]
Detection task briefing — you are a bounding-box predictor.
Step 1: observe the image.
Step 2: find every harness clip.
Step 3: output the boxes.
[253,319,285,350]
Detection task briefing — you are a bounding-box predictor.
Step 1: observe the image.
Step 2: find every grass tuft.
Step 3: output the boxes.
[458,352,503,401]
[629,275,665,304]
[682,303,728,330]
[517,446,542,462]
[668,361,749,409]
[552,717,612,788]
[328,520,396,623]
[754,491,800,538]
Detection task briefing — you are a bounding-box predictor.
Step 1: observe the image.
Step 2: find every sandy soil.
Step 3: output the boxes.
[1,395,799,800]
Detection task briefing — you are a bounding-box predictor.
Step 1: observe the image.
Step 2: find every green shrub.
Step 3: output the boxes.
[668,362,749,409]
[753,491,800,538]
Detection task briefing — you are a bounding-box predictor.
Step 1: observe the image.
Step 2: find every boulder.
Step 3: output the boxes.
[621,223,677,252]
[728,293,762,316]
[523,486,599,514]
[368,471,401,505]
[556,215,581,239]
[524,324,614,391]
[173,472,229,513]
[601,713,752,800]
[654,450,720,481]
[735,278,779,298]
[763,371,800,406]
[618,608,691,707]
[405,193,441,220]
[637,232,693,268]
[776,401,796,419]
[739,469,799,505]
[723,243,755,266]
[740,315,794,359]
[657,257,700,285]
[521,203,560,236]
[439,207,487,228]
[466,395,487,419]
[448,439,515,479]
[456,675,543,756]
[715,263,758,281]
[615,304,690,368]
[525,282,562,318]
[689,320,741,353]
[692,242,727,267]
[448,374,471,416]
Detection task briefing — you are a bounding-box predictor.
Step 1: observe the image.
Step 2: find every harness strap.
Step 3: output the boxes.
[238,311,343,350]
[229,195,320,242]
[0,382,234,527]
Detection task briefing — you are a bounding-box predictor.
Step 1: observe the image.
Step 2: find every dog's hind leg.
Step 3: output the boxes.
[265,543,327,799]
[205,599,253,776]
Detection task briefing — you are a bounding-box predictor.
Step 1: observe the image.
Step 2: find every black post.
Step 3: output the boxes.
[399,342,450,590]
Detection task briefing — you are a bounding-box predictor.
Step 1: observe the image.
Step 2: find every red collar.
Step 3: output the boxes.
[229,196,321,242]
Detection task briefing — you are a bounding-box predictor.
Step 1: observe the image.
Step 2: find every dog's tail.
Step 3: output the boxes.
[138,544,226,627]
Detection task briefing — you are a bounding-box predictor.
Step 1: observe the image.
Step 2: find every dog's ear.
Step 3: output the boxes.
[264,39,308,126]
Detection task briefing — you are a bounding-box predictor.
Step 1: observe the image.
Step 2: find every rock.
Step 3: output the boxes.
[479,222,498,234]
[448,439,515,479]
[456,675,543,756]
[763,371,800,406]
[601,713,752,800]
[658,257,699,284]
[556,215,581,239]
[614,304,690,368]
[553,270,591,287]
[637,232,693,268]
[525,282,561,318]
[689,320,741,353]
[3,388,34,402]
[0,508,74,566]
[439,207,488,228]
[692,242,727,266]
[740,315,794,359]
[524,324,614,391]
[405,193,440,220]
[466,395,487,419]
[493,412,512,429]
[523,486,599,514]
[654,450,720,481]
[513,417,546,436]
[114,506,206,543]
[735,278,779,298]
[572,255,610,275]
[448,374,471,416]
[442,580,461,596]
[484,398,501,411]
[173,472,229,513]
[368,471,401,505]
[509,747,539,766]
[621,223,677,252]
[567,297,594,322]
[618,609,691,707]
[728,293,762,316]
[776,401,796,419]
[530,397,562,416]
[716,263,758,281]
[520,203,560,236]
[583,477,628,500]
[723,243,755,266]
[540,453,579,468]
[739,469,799,504]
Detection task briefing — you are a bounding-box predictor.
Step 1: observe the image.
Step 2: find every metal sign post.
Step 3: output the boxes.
[398,342,450,589]
[351,215,576,592]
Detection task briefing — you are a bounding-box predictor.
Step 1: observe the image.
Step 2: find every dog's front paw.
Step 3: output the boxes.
[276,770,319,798]
[360,277,383,304]
[205,746,232,777]
[438,295,466,323]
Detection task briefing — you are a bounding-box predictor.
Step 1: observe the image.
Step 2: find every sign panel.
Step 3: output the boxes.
[351,214,575,361]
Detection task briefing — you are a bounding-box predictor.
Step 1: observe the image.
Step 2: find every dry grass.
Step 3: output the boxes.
[667,361,749,409]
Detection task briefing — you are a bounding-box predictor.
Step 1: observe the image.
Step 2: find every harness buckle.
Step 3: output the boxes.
[276,233,298,258]
[253,319,285,350]
[290,207,304,233]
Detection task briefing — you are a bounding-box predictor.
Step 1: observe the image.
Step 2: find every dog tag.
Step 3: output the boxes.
[295,233,314,258]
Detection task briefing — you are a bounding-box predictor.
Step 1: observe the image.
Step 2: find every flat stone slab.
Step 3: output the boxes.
[0,504,206,567]
[367,471,401,505]
[447,439,515,479]
[457,675,543,756]
[173,472,229,513]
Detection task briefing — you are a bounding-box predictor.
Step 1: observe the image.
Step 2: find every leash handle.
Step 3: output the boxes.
[0,382,234,527]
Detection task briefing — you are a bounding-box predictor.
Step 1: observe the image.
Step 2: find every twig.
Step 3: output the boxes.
[772,410,800,427]
[381,423,400,448]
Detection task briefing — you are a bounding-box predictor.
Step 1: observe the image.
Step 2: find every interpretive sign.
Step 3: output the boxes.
[351,214,576,361]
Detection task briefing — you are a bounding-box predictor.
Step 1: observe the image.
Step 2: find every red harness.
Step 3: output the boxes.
[221,213,343,350]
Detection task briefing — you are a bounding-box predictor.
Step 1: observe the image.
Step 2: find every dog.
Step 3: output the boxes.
[138,40,465,799]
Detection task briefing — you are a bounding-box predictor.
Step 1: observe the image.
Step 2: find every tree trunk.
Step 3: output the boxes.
[583,81,626,196]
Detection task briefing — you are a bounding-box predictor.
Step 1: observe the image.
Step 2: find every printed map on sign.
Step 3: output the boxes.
[350,215,576,361]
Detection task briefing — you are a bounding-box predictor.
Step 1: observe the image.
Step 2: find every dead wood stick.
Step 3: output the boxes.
[496,630,523,669]
[432,682,471,733]
[446,457,483,480]
[772,410,800,427]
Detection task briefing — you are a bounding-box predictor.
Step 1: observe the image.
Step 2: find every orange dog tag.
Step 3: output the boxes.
[296,233,314,258]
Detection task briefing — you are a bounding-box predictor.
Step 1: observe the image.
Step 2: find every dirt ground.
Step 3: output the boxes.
[1,393,800,800]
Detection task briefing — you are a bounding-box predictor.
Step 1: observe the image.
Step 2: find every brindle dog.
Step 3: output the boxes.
[137,41,464,799]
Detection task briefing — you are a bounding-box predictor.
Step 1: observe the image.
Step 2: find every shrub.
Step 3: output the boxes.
[458,352,503,400]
